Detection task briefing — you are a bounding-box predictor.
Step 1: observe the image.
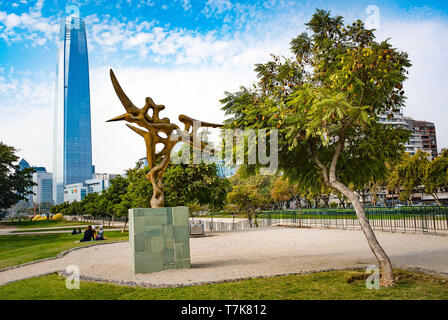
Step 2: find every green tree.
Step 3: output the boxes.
[64,200,82,217]
[0,142,36,211]
[270,176,301,207]
[228,184,267,227]
[388,151,430,205]
[221,10,411,286]
[50,202,69,214]
[271,176,296,204]
[164,162,229,211]
[80,193,100,218]
[424,150,448,205]
[97,175,129,227]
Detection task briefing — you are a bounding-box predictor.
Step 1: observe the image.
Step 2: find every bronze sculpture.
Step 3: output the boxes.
[107,69,222,208]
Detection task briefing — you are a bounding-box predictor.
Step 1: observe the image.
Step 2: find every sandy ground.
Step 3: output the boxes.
[0,227,447,287]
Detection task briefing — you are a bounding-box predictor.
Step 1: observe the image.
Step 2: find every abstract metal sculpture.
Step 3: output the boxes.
[107,69,222,208]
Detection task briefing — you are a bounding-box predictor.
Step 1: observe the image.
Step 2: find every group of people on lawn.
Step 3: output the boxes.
[73,225,106,242]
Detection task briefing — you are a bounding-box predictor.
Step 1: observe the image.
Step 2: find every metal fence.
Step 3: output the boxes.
[260,206,448,235]
[199,206,448,235]
[199,217,275,233]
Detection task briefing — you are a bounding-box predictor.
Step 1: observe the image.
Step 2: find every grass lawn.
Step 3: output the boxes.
[11,226,121,233]
[0,269,446,300]
[0,231,129,270]
[195,215,241,218]
[0,220,92,229]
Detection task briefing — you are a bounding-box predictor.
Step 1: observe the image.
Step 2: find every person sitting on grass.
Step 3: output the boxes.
[80,225,94,242]
[96,225,105,240]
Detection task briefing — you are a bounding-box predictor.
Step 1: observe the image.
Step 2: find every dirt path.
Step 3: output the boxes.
[0,227,447,287]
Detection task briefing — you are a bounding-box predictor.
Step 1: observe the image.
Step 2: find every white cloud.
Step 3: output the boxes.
[0,71,54,168]
[0,0,58,45]
[175,0,191,11]
[375,19,448,153]
[202,0,233,17]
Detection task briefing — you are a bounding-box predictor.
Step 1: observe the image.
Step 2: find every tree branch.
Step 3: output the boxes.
[312,153,329,185]
[329,136,345,184]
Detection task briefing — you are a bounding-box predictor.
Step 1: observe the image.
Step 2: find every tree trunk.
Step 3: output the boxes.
[121,217,128,233]
[313,140,395,286]
[429,193,441,206]
[330,181,395,286]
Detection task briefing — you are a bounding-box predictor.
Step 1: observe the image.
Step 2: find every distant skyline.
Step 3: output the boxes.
[0,0,447,174]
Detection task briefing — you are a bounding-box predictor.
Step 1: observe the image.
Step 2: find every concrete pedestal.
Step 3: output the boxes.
[128,206,191,274]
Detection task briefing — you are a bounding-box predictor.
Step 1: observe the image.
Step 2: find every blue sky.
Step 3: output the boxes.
[0,0,447,174]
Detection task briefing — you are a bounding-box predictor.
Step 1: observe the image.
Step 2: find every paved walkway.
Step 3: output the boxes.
[0,227,447,287]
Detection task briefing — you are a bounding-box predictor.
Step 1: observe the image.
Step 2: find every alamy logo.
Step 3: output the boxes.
[365,5,380,30]
[170,124,279,175]
[66,5,80,29]
[365,265,380,289]
[65,265,80,290]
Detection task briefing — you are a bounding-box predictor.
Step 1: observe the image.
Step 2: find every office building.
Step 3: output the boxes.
[53,15,93,204]
[379,110,438,159]
[407,119,438,158]
[63,173,118,203]
[64,183,87,203]
[32,169,53,204]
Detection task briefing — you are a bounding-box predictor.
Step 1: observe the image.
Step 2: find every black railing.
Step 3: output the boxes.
[260,206,448,235]
[197,206,448,235]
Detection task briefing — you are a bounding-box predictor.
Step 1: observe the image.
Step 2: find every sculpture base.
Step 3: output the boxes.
[128,207,191,274]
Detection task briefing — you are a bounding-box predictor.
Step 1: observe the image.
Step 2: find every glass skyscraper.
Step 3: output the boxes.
[53,16,92,204]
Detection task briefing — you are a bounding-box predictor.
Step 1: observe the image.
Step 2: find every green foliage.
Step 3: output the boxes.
[221,9,411,195]
[164,162,229,210]
[0,142,36,211]
[227,185,265,216]
[388,151,430,203]
[50,202,69,214]
[270,176,299,203]
[80,193,99,217]
[387,150,448,205]
[227,170,274,221]
[1,269,448,300]
[424,150,448,204]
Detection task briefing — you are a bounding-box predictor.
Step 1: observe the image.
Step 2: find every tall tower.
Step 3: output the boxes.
[53,16,92,204]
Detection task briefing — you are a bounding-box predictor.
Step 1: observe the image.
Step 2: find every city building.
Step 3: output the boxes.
[64,183,87,203]
[407,119,438,158]
[92,173,119,180]
[85,173,118,194]
[18,158,33,205]
[53,15,93,204]
[63,174,119,203]
[379,110,438,159]
[18,158,31,170]
[17,159,54,206]
[215,159,237,178]
[138,157,149,167]
[32,169,53,204]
